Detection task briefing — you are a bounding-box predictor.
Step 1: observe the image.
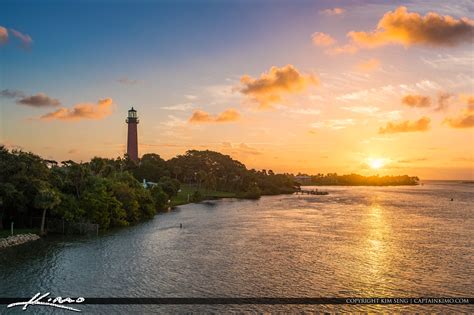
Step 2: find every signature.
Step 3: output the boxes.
[7,292,85,312]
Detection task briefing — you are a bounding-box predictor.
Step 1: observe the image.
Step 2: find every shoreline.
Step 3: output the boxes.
[0,233,40,250]
[299,184,419,187]
[170,192,287,208]
[169,184,292,207]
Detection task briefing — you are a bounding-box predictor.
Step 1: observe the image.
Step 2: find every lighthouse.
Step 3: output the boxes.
[126,107,139,162]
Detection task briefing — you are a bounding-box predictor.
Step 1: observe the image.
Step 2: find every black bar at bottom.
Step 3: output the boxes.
[0,298,472,305]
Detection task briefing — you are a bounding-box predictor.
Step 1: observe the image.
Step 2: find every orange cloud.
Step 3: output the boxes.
[40,98,114,121]
[444,95,474,128]
[378,117,431,134]
[402,94,431,108]
[355,58,381,72]
[189,108,240,123]
[348,6,474,48]
[460,94,474,111]
[312,32,336,46]
[0,26,7,44]
[320,8,345,16]
[240,65,319,109]
[444,113,474,129]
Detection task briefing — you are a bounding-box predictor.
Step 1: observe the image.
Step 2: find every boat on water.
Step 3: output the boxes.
[295,189,329,195]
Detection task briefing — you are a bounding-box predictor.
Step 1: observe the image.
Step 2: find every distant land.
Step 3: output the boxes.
[294,173,419,186]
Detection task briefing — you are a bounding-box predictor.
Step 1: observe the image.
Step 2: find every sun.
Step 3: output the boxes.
[368,158,385,170]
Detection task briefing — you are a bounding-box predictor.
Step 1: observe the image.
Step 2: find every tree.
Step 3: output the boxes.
[52,193,84,222]
[150,186,169,211]
[157,176,180,197]
[238,181,261,199]
[133,153,169,182]
[0,183,20,230]
[34,188,61,235]
[80,177,128,229]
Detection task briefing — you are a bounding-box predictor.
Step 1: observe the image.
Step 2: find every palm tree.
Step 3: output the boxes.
[34,188,61,236]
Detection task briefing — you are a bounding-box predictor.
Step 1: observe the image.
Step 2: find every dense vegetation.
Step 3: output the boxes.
[0,147,297,232]
[296,173,419,186]
[168,150,297,198]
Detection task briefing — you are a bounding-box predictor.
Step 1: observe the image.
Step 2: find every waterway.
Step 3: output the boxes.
[1,181,472,313]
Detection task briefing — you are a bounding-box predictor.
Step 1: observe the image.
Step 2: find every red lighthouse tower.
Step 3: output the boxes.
[126,107,139,162]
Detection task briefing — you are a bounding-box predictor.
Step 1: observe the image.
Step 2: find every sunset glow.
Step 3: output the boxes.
[368,158,386,170]
[1,1,473,180]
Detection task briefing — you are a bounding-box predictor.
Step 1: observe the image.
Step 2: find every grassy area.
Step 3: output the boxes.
[0,228,39,239]
[171,184,237,206]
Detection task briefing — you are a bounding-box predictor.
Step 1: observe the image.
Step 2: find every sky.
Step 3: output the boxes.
[1,0,473,180]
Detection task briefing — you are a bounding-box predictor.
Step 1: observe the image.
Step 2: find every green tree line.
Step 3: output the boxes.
[0,147,298,232]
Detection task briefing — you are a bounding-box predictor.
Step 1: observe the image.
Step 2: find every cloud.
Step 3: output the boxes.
[348,6,474,48]
[378,117,431,134]
[0,26,8,44]
[17,92,61,107]
[189,110,213,123]
[0,89,25,98]
[289,108,321,115]
[376,110,403,121]
[460,94,474,110]
[336,89,371,101]
[160,115,187,128]
[336,80,441,103]
[236,143,261,155]
[214,108,240,122]
[117,77,140,85]
[320,8,345,16]
[435,92,454,111]
[162,103,194,111]
[444,112,474,128]
[312,119,355,130]
[40,98,114,121]
[415,80,441,91]
[398,157,428,163]
[402,94,432,108]
[1,89,61,108]
[355,58,381,72]
[421,52,474,70]
[221,142,262,156]
[239,65,319,109]
[444,95,474,128]
[342,105,380,114]
[325,43,359,55]
[10,29,33,49]
[0,26,33,49]
[312,32,336,46]
[188,108,240,123]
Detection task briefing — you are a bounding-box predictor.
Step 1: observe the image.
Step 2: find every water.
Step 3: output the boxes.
[1,181,473,313]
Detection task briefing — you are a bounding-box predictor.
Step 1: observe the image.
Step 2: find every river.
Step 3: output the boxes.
[1,181,473,313]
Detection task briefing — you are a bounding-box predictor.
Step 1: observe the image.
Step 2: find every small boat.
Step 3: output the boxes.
[296,189,329,195]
